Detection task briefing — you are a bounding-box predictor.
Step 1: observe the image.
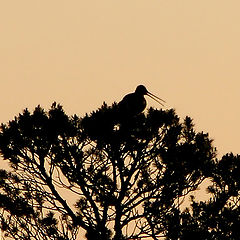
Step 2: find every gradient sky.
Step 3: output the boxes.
[0,0,239,158]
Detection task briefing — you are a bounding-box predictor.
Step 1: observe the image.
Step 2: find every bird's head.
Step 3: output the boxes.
[135,85,148,95]
[135,85,166,106]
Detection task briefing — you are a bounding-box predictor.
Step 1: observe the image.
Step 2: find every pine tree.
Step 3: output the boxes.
[0,103,218,239]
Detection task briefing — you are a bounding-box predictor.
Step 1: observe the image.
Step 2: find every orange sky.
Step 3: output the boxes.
[0,0,239,157]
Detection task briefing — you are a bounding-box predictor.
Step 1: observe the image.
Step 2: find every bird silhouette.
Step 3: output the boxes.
[118,85,165,116]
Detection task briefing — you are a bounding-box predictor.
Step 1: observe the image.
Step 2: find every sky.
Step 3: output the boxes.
[0,0,239,157]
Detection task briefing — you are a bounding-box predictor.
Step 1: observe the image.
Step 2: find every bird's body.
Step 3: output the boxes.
[119,91,146,116]
[118,85,165,116]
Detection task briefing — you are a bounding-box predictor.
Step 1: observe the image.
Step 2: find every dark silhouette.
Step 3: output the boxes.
[118,85,165,116]
[173,153,240,240]
[0,101,239,239]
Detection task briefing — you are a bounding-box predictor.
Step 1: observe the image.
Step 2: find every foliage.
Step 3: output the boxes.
[0,102,236,239]
[164,153,240,240]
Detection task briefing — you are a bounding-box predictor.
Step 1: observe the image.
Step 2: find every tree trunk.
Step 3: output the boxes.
[113,206,124,240]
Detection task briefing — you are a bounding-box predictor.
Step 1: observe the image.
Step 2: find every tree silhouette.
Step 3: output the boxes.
[166,153,240,240]
[0,102,227,239]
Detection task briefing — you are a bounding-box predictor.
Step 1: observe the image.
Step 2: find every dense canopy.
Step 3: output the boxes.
[0,103,239,239]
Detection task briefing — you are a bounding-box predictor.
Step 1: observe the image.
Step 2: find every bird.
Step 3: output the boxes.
[118,85,165,116]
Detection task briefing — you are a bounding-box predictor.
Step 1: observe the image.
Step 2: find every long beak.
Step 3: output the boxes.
[147,91,166,106]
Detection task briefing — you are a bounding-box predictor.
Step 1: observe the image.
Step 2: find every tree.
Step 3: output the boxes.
[0,102,217,239]
[164,153,240,240]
